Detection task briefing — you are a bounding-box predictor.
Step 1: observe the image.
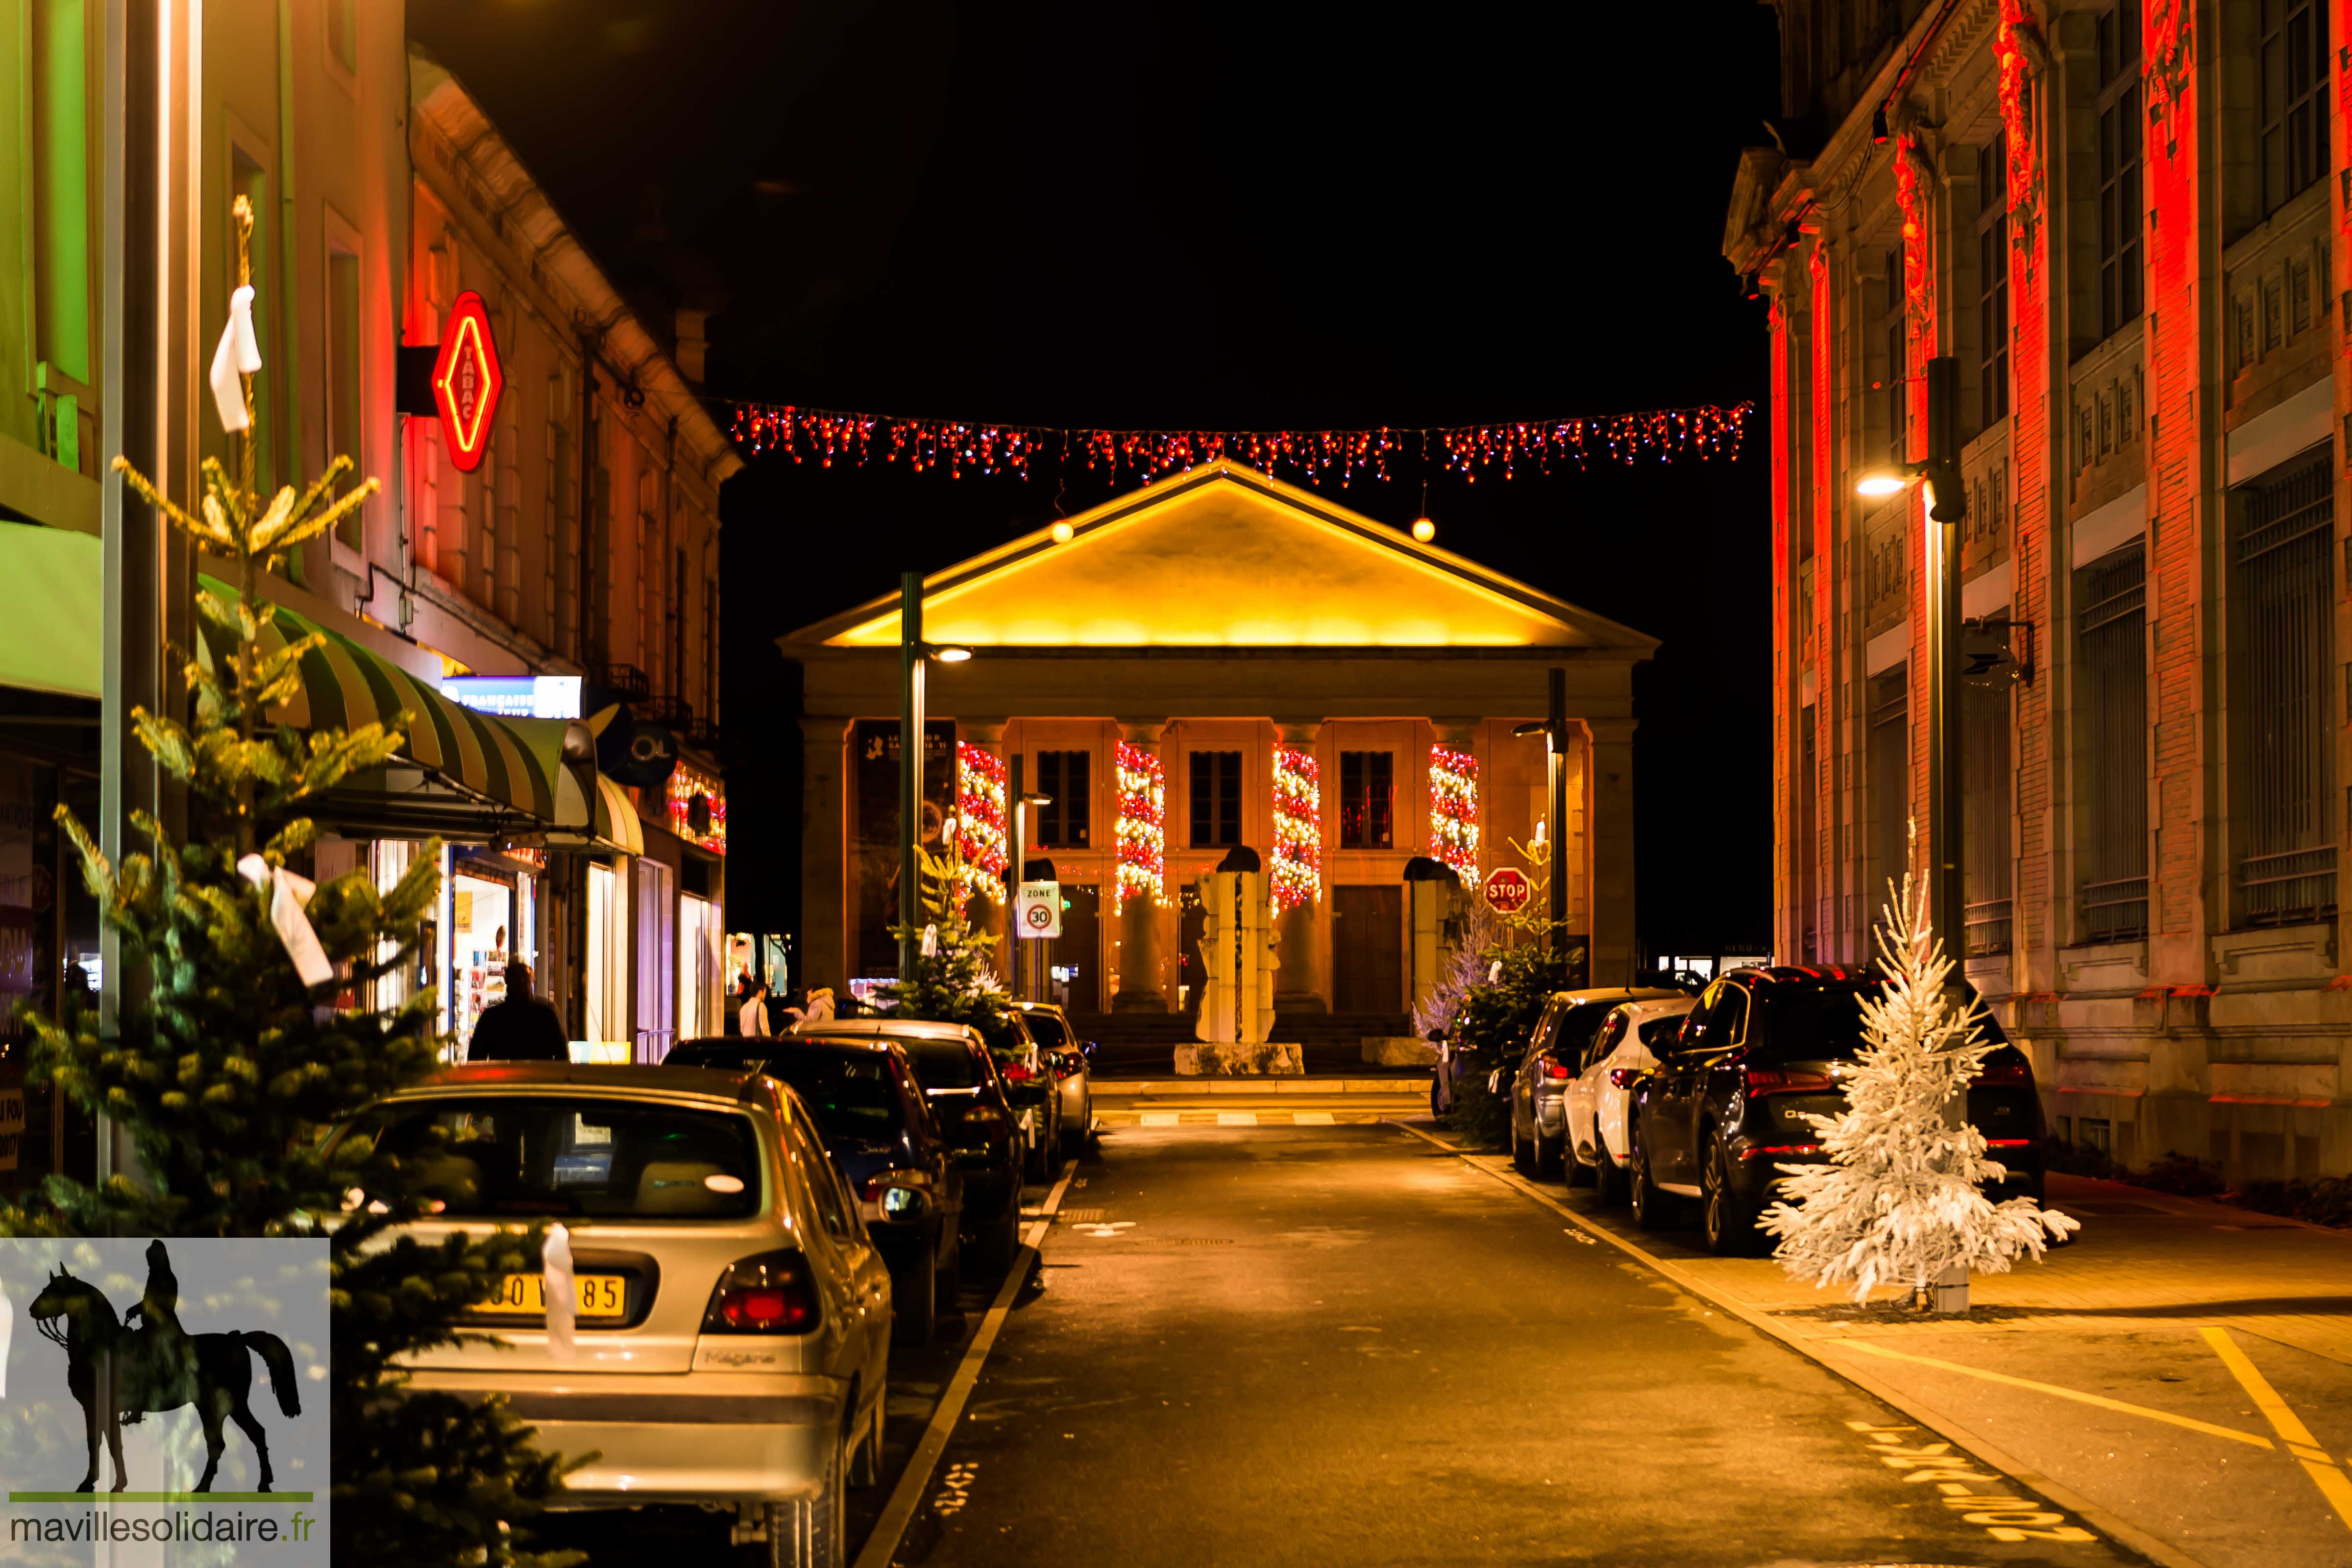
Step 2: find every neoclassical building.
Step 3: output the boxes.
[784,461,1655,1019]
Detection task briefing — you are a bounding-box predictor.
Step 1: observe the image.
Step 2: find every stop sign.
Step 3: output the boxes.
[1482,866,1533,915]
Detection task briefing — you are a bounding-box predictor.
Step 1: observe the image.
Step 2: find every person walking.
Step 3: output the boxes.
[466,961,569,1062]
[738,980,772,1040]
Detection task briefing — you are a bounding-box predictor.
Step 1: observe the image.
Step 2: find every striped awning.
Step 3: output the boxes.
[592,772,646,856]
[197,577,590,831]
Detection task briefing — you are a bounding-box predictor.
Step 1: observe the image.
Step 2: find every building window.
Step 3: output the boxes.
[545,373,574,653]
[1800,704,1818,961]
[325,245,362,549]
[1977,135,2009,429]
[2096,1,2143,341]
[1884,248,1907,464]
[326,0,357,71]
[1189,751,1242,849]
[669,546,687,715]
[228,147,279,491]
[2260,0,2329,216]
[1035,751,1090,848]
[1337,752,1394,849]
[2077,543,2149,940]
[31,0,93,392]
[2233,454,2335,926]
[1964,674,2013,955]
[1868,672,1910,902]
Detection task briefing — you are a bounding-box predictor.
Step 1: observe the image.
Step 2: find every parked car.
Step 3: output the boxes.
[345,1063,890,1568]
[1561,995,1700,1202]
[665,1036,964,1345]
[1626,967,2049,1254]
[793,1017,1028,1267]
[1013,1001,1094,1156]
[1504,987,1697,1178]
[991,1007,1065,1180]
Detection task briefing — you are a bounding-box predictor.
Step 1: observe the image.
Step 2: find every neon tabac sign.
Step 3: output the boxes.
[432,291,503,472]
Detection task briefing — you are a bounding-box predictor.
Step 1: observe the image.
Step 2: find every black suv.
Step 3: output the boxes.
[1626,966,2047,1254]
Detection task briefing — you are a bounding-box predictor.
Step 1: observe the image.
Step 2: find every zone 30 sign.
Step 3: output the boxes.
[1014,881,1061,939]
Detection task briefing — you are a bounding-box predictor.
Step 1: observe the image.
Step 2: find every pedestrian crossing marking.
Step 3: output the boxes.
[1216,1111,1259,1127]
[1293,1111,1336,1125]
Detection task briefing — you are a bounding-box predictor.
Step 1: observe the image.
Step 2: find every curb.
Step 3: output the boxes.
[1384,1117,2212,1568]
[1092,1078,1428,1096]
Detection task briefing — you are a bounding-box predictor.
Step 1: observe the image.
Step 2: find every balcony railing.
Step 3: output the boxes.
[2081,877,2149,943]
[1964,898,2012,956]
[2237,847,2337,929]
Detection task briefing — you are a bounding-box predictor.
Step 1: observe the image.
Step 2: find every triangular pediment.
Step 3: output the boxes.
[789,462,1654,652]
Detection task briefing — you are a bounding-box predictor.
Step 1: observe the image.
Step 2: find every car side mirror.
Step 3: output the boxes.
[1083,1041,1097,1057]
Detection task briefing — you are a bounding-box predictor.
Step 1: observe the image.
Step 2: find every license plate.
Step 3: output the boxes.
[478,1273,628,1321]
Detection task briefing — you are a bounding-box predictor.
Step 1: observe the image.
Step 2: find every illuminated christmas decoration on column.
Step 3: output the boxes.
[1428,745,1480,879]
[955,742,1009,902]
[1995,0,2048,268]
[1113,741,1165,913]
[1271,745,1323,911]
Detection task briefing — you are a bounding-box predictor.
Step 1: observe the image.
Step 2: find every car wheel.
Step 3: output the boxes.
[1509,1115,1530,1172]
[892,1253,937,1345]
[847,1394,885,1490]
[1560,1128,1592,1187]
[970,1193,1020,1274]
[1595,1137,1631,1206]
[1430,1072,1443,1117]
[763,1421,845,1567]
[933,1224,961,1314]
[1023,1123,1048,1183]
[1630,1125,1679,1232]
[1701,1138,1761,1256]
[1061,1096,1087,1157]
[1534,1128,1565,1181]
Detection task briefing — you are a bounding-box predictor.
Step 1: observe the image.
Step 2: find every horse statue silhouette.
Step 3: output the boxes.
[26,1240,301,1494]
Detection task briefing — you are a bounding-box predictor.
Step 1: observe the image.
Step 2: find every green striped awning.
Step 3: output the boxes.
[197,577,586,829]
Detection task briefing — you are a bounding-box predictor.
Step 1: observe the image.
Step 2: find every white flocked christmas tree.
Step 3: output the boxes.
[1763,842,2078,1305]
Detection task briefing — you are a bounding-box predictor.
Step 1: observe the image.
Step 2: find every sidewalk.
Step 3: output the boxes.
[1431,1132,2352,1568]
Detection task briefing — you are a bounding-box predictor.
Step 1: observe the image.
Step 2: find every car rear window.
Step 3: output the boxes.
[757,1051,906,1143]
[1638,1013,1690,1048]
[1755,985,1885,1058]
[881,1038,983,1090]
[371,1097,761,1219]
[1022,1011,1073,1050]
[1550,1001,1616,1058]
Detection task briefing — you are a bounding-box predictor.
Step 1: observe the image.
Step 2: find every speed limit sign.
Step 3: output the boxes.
[1014,880,1062,938]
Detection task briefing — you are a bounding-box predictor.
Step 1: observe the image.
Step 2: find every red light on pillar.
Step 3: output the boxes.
[432,291,503,472]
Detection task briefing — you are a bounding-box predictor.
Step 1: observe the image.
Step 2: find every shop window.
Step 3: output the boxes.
[1976,134,2009,428]
[2259,0,2329,216]
[1338,751,1394,849]
[1883,248,1906,464]
[2078,1116,2112,1155]
[1189,750,1242,848]
[325,243,363,548]
[32,0,93,391]
[2077,544,2150,940]
[1868,671,1909,898]
[2095,1,2143,341]
[1036,751,1089,847]
[2231,454,2335,927]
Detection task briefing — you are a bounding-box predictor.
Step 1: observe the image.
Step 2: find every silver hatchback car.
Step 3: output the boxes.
[1506,986,1696,1178]
[360,1065,892,1568]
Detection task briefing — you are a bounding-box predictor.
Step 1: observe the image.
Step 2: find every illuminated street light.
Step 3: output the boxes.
[1412,516,1437,542]
[1050,520,1075,544]
[1852,463,1924,497]
[931,644,973,663]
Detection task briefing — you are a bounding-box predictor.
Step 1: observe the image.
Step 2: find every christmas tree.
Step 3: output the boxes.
[3,199,577,1565]
[881,914,1016,1053]
[1761,857,2078,1304]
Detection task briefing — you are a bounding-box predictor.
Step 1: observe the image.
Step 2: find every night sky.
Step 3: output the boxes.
[407,0,1785,958]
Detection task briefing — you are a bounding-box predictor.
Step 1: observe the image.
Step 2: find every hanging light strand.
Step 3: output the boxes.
[725,399,1753,488]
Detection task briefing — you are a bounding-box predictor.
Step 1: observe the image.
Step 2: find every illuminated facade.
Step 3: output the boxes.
[1733,0,2352,1178]
[785,462,1654,1019]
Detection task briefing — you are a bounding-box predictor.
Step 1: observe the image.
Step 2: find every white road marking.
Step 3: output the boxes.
[1140,1111,1179,1126]
[853,1157,1078,1568]
[1293,1111,1336,1125]
[1215,1111,1258,1127]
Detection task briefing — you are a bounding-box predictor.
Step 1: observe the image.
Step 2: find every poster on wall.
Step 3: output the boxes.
[852,719,956,978]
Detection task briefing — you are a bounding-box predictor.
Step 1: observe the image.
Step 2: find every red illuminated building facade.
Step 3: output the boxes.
[1731,0,2352,1179]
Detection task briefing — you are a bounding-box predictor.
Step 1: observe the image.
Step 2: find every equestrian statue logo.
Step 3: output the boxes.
[26,1240,302,1493]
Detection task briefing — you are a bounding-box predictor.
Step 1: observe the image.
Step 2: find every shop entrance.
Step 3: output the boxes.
[1176,882,1206,1015]
[449,863,514,1055]
[1050,883,1102,1014]
[1332,883,1402,1013]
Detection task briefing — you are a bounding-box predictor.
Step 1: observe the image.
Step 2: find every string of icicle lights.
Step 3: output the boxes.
[724,399,1754,487]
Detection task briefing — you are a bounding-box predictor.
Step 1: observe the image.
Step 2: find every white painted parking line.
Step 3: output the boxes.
[1140,1111,1179,1126]
[1215,1111,1258,1127]
[853,1158,1078,1568]
[1292,1111,1336,1125]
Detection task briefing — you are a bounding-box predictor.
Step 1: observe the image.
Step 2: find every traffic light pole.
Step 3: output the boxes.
[1923,356,1969,1316]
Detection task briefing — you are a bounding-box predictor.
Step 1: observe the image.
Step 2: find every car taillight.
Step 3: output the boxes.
[1745,1067,1835,1097]
[1608,1068,1647,1089]
[1974,1055,2031,1086]
[702,1250,820,1335]
[1543,1058,1571,1080]
[1000,1062,1034,1084]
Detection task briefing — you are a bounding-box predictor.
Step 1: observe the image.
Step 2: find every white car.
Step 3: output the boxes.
[359,1064,892,1567]
[1563,996,1699,1203]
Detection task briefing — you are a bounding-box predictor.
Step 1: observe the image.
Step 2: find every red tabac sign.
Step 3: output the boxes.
[432,291,503,472]
[1481,866,1532,916]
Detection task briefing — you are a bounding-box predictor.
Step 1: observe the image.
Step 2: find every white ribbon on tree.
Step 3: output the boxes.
[234,854,334,989]
[208,284,263,434]
[541,1223,577,1363]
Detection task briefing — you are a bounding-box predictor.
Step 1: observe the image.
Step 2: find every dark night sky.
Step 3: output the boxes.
[407,0,1785,957]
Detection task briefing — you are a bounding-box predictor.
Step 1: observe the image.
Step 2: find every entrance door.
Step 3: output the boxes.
[1052,883,1102,1014]
[1332,884,1402,1013]
[1177,883,1207,1016]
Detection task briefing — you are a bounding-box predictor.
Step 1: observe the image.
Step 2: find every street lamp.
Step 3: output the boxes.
[1011,789,1052,1000]
[899,575,974,977]
[1852,353,1969,1314]
[1510,668,1574,954]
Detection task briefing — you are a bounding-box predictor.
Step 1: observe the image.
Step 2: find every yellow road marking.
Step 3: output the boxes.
[1215,1111,1257,1127]
[1833,1339,2275,1449]
[2200,1326,2352,1535]
[1139,1111,1178,1126]
[1293,1111,1336,1125]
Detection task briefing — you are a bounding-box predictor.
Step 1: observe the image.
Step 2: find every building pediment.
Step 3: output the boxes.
[786,461,1655,654]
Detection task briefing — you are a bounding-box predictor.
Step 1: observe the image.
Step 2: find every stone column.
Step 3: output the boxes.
[1586,717,1637,991]
[1272,719,1326,1014]
[959,719,1011,978]
[1111,719,1171,1011]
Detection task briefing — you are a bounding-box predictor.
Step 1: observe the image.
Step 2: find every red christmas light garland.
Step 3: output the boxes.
[725,399,1753,488]
[955,743,1008,903]
[1113,742,1166,912]
[1271,746,1323,911]
[1428,745,1479,880]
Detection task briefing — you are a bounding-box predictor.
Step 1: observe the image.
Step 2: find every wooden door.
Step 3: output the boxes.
[1053,883,1102,1013]
[1332,884,1403,1013]
[1177,883,1207,1015]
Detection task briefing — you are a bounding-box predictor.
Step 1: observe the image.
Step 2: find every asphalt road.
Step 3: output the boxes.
[873,1123,2152,1568]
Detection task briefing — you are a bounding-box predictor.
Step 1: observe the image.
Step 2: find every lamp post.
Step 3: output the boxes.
[1510,666,1572,960]
[1854,352,1968,1313]
[896,569,970,978]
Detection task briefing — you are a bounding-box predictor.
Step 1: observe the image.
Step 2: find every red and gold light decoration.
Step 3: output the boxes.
[1271,745,1323,911]
[665,760,727,855]
[726,400,1754,488]
[955,742,1008,901]
[1113,741,1165,912]
[1428,745,1480,880]
[1995,0,2047,266]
